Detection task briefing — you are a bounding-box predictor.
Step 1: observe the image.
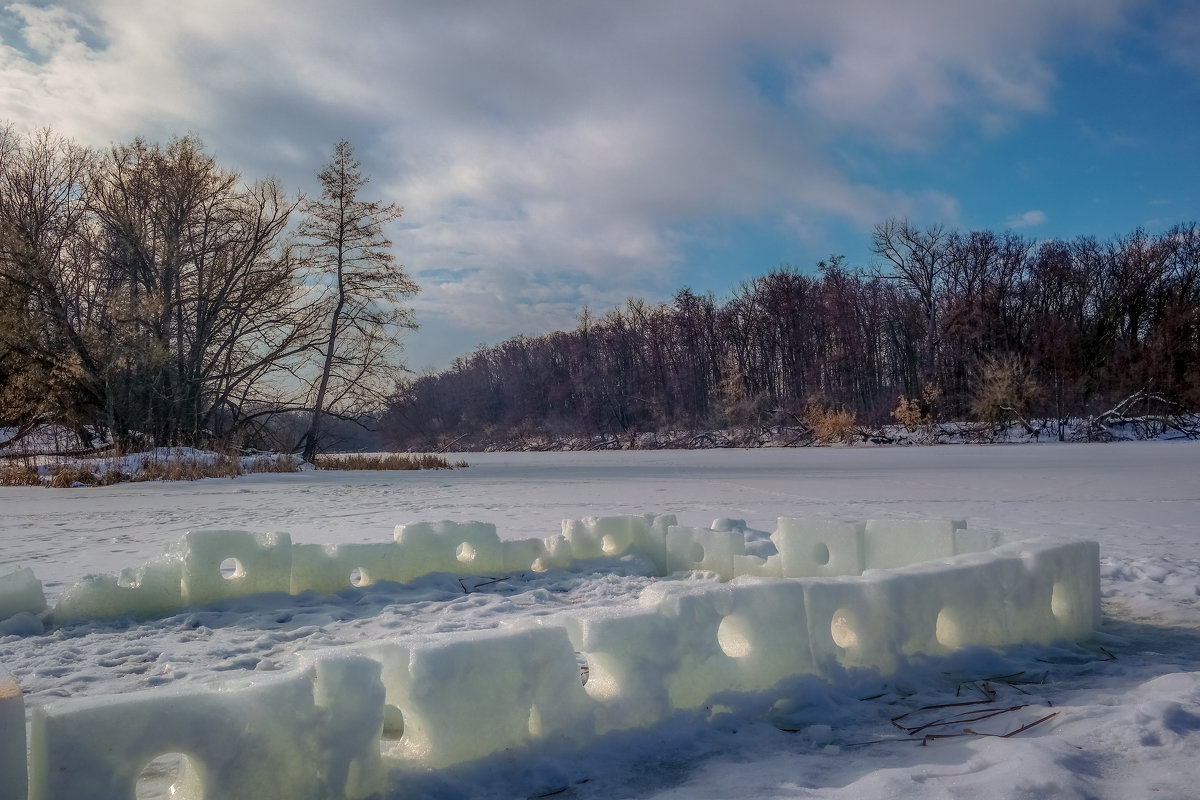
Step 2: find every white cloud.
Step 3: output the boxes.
[1151,4,1200,72]
[0,0,1133,366]
[1007,210,1048,228]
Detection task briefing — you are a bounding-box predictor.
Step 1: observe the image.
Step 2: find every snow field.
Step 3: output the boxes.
[1,444,1195,799]
[1,515,1100,800]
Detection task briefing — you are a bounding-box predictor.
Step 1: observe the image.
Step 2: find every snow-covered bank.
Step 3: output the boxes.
[2,443,1199,798]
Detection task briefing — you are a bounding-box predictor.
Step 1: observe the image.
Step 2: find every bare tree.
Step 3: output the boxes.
[0,126,101,442]
[297,141,417,461]
[88,136,314,448]
[871,218,957,382]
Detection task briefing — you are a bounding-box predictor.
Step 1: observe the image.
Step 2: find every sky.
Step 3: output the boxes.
[0,1,1197,371]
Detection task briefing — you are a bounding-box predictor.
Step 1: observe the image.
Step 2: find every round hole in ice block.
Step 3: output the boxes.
[601,534,620,555]
[935,607,962,649]
[381,703,405,740]
[456,542,476,563]
[219,557,244,580]
[812,542,831,567]
[136,752,202,800]
[1050,581,1072,621]
[349,567,368,587]
[717,614,753,658]
[686,541,705,564]
[830,608,859,649]
[580,652,619,700]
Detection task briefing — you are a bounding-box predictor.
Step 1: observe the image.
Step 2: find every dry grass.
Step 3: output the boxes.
[0,461,41,486]
[245,453,300,473]
[97,468,129,486]
[314,452,466,471]
[9,449,462,488]
[131,455,240,482]
[47,464,102,488]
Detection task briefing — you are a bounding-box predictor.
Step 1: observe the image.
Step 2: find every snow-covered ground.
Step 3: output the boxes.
[2,443,1199,799]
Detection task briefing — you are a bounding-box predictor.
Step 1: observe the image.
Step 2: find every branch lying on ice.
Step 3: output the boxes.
[1079,389,1200,441]
[889,700,1059,745]
[843,673,1062,748]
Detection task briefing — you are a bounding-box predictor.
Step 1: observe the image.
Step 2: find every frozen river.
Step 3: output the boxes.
[3,443,1197,600]
[2,442,1199,799]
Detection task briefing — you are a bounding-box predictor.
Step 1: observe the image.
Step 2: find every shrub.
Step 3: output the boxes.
[891,383,942,431]
[891,395,924,429]
[802,402,857,443]
[971,355,1041,431]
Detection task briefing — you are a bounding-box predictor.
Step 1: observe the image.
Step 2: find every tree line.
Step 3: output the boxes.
[383,219,1200,449]
[0,126,416,455]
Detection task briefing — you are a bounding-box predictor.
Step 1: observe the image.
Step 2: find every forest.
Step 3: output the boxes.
[383,219,1200,450]
[3,122,1197,456]
[0,126,415,457]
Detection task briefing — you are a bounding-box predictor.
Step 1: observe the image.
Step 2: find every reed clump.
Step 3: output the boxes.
[0,462,41,486]
[314,453,466,470]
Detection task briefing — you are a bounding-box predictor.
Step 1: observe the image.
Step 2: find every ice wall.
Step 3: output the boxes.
[29,514,1005,625]
[1,516,1101,800]
[41,515,672,624]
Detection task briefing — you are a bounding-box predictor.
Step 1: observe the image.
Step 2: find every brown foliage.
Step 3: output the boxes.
[891,396,924,429]
[891,384,942,430]
[802,402,857,443]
